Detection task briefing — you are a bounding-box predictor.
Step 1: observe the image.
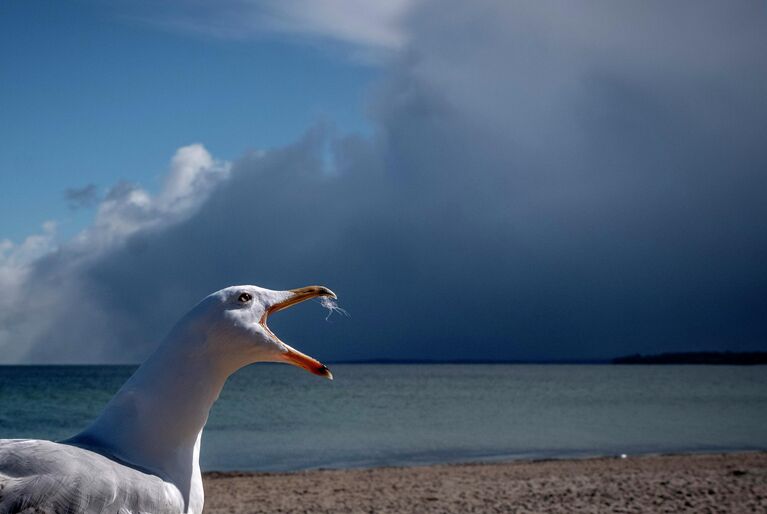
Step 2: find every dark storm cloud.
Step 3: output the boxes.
[4,0,767,363]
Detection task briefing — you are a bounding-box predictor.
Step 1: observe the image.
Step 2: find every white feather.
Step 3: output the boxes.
[0,439,183,513]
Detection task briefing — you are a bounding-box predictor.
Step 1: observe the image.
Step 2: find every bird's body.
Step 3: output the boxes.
[0,284,336,514]
[0,439,184,513]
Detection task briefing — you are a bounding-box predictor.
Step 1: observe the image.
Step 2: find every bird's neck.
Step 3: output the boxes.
[66,331,235,512]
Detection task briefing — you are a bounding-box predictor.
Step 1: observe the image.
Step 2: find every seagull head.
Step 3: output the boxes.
[174,284,336,380]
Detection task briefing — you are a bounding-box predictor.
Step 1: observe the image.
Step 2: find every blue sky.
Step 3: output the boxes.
[0,0,375,242]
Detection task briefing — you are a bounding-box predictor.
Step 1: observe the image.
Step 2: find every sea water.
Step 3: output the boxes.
[1,364,765,471]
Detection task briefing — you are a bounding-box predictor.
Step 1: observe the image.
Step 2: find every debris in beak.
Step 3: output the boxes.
[319,296,350,321]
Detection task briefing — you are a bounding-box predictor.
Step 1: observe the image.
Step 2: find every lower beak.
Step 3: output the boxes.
[262,285,336,380]
[279,343,333,380]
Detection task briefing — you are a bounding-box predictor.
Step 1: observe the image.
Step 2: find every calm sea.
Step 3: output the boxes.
[1,364,766,471]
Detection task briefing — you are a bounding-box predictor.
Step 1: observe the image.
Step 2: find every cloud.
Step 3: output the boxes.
[0,144,229,362]
[0,221,58,361]
[64,184,100,210]
[258,0,410,50]
[116,0,412,59]
[2,0,767,363]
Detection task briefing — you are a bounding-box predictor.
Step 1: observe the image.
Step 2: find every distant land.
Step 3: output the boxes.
[612,351,767,365]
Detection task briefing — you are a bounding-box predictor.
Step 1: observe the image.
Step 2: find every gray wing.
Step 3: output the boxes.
[0,439,184,514]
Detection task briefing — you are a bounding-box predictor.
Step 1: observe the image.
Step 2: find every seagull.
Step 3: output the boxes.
[0,284,337,514]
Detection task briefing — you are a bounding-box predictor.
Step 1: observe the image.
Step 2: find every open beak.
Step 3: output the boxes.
[260,286,336,380]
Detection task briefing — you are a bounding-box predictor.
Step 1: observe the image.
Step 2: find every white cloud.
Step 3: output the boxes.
[118,0,412,59]
[0,144,230,362]
[163,143,220,204]
[69,144,229,253]
[0,221,57,270]
[0,221,57,299]
[0,222,58,362]
[261,0,410,50]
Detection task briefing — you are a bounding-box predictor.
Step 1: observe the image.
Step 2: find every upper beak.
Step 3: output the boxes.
[260,285,336,380]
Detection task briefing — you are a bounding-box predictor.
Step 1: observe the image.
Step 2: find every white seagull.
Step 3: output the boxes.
[0,284,337,514]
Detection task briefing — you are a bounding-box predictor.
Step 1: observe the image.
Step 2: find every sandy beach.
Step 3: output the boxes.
[203,452,766,513]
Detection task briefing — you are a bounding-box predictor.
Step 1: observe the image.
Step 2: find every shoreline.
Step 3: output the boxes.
[201,447,766,475]
[203,451,767,513]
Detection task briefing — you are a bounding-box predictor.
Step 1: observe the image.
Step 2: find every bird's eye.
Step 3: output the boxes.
[238,292,252,303]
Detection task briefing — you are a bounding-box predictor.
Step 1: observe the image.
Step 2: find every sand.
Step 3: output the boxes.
[203,452,766,513]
